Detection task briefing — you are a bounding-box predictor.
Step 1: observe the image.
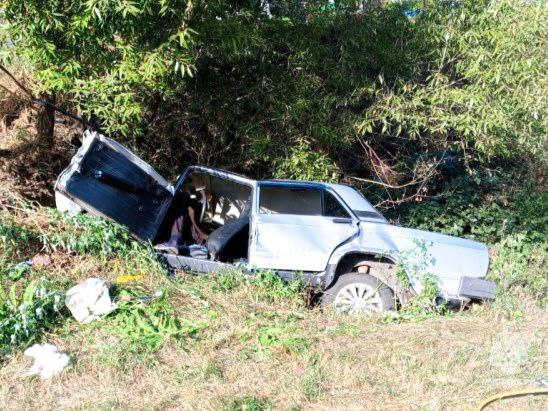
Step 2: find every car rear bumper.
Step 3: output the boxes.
[458,276,497,300]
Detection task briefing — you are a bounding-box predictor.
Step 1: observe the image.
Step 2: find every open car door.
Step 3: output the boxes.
[55,131,173,241]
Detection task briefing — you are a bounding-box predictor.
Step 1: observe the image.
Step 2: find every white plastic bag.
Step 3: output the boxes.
[24,343,70,379]
[65,278,117,324]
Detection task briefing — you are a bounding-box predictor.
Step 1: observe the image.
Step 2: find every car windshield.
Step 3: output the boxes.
[330,184,386,222]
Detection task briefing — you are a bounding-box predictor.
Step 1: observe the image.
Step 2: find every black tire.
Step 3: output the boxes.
[321,273,395,314]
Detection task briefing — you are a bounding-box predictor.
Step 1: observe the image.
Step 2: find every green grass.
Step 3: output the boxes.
[302,353,325,400]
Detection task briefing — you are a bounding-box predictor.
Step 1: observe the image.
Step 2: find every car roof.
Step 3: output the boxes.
[186,165,255,185]
[189,166,339,187]
[260,179,329,187]
[190,166,358,191]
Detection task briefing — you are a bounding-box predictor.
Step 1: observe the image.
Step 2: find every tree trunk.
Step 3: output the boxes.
[36,94,55,145]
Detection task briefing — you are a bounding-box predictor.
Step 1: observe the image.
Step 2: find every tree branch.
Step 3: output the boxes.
[0,64,34,98]
[350,149,447,190]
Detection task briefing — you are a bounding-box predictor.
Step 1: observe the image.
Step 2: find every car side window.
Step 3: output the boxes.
[259,186,322,215]
[323,191,350,218]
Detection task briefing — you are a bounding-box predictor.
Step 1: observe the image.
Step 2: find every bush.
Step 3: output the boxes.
[2,204,165,276]
[0,277,64,355]
[489,235,547,306]
[1,0,196,136]
[359,0,547,162]
[38,210,134,256]
[273,140,339,182]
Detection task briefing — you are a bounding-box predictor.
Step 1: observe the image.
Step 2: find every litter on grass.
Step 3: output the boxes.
[116,274,144,283]
[24,343,70,379]
[65,278,117,324]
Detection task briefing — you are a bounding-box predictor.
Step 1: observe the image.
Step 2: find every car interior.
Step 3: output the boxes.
[154,171,252,263]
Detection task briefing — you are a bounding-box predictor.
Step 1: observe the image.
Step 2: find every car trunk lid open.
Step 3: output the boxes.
[55,131,174,241]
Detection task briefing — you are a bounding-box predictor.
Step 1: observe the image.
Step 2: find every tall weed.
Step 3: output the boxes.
[0,277,64,354]
[217,268,305,305]
[113,287,207,352]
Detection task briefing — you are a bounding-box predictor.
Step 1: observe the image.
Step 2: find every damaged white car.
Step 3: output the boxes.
[55,132,496,314]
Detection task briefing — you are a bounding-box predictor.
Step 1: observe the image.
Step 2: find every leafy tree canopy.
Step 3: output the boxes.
[359,0,548,161]
[1,0,196,135]
[0,1,546,197]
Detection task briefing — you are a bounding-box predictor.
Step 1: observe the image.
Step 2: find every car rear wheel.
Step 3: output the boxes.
[321,273,395,314]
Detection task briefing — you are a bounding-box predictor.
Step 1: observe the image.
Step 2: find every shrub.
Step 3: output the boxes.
[274,140,339,182]
[397,169,547,306]
[0,277,64,355]
[359,0,548,162]
[38,210,134,256]
[1,0,196,136]
[489,235,547,306]
[113,287,207,352]
[2,206,165,275]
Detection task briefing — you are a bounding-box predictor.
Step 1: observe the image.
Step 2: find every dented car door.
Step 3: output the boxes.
[55,131,173,241]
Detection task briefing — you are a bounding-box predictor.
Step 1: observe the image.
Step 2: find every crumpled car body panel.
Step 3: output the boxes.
[328,222,490,300]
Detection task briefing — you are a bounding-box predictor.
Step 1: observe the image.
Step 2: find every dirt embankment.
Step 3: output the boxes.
[0,96,80,206]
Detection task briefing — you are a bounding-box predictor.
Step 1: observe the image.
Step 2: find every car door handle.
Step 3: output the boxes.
[332,218,353,224]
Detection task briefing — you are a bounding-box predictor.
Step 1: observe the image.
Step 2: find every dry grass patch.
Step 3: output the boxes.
[1,265,546,410]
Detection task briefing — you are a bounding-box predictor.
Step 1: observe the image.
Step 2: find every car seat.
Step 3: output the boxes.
[207,201,251,260]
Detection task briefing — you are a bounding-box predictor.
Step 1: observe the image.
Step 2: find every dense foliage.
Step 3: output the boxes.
[1,0,196,135]
[360,1,548,161]
[397,166,547,306]
[1,1,546,194]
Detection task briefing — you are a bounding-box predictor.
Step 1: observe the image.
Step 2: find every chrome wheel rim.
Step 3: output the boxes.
[333,282,383,314]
